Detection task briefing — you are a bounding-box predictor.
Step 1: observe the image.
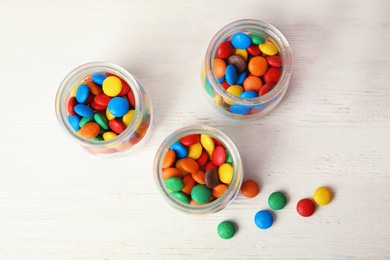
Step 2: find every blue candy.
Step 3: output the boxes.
[236,71,248,85]
[225,64,237,85]
[91,73,107,85]
[74,104,94,117]
[230,104,251,115]
[253,102,268,110]
[75,84,89,103]
[218,76,225,83]
[170,142,187,158]
[68,115,81,131]
[231,33,251,49]
[254,210,273,229]
[108,97,129,117]
[239,91,258,99]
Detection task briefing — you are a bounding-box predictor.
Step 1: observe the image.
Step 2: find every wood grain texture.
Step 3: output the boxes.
[0,0,389,259]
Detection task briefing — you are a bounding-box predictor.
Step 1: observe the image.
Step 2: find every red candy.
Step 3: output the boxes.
[94,93,111,107]
[258,82,275,96]
[296,198,316,217]
[109,119,126,134]
[89,101,106,111]
[247,44,261,56]
[266,56,282,67]
[211,146,226,166]
[197,151,209,168]
[68,96,77,116]
[127,89,136,108]
[217,41,234,59]
[180,134,200,146]
[263,67,282,84]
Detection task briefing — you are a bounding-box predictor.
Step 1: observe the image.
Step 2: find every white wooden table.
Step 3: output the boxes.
[1,0,389,258]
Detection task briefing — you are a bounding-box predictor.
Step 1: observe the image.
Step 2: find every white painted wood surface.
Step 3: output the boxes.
[1,0,389,258]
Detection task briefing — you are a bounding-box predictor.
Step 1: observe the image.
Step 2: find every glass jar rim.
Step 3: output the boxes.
[55,61,144,148]
[205,19,293,106]
[153,125,243,215]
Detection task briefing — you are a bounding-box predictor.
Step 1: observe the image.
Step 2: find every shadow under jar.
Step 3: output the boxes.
[153,125,243,215]
[202,19,293,120]
[55,62,153,157]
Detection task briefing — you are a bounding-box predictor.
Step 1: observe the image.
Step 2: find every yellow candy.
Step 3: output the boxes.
[200,134,215,155]
[188,142,203,160]
[218,163,233,184]
[102,131,118,141]
[313,186,332,206]
[106,108,115,120]
[102,76,122,97]
[214,95,222,106]
[234,48,248,61]
[224,85,243,105]
[259,41,278,56]
[123,109,135,126]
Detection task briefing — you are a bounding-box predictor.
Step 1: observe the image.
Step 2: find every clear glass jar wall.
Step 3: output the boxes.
[153,125,243,215]
[55,62,153,156]
[202,19,293,119]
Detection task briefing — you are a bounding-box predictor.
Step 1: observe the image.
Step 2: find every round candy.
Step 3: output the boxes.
[180,134,200,146]
[212,183,228,198]
[170,142,188,158]
[91,73,107,85]
[217,221,235,239]
[218,163,233,184]
[297,198,316,217]
[68,115,80,131]
[75,84,90,103]
[211,145,226,166]
[313,186,332,206]
[180,158,199,174]
[165,177,185,192]
[94,113,109,130]
[268,191,287,210]
[162,149,176,168]
[227,55,247,73]
[230,105,251,115]
[79,122,100,139]
[191,184,211,204]
[172,191,190,204]
[240,179,259,198]
[225,64,237,85]
[254,210,273,229]
[107,97,129,117]
[249,33,265,45]
[259,41,278,56]
[187,142,203,160]
[108,119,126,134]
[74,104,94,117]
[258,82,275,96]
[217,41,234,59]
[102,76,122,97]
[231,32,251,49]
[263,67,282,84]
[248,56,268,76]
[213,58,226,78]
[205,168,219,189]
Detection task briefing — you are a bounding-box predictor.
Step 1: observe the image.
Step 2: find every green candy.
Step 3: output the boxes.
[226,150,232,164]
[249,33,265,45]
[165,177,184,192]
[91,136,103,141]
[79,116,94,127]
[268,191,287,210]
[205,80,216,98]
[191,185,211,204]
[217,221,235,239]
[94,113,109,130]
[172,191,189,204]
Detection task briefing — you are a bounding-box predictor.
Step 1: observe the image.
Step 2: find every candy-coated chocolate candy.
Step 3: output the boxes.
[94,93,111,107]
[234,48,248,61]
[89,101,106,111]
[93,113,108,130]
[231,32,251,49]
[225,64,237,85]
[191,170,206,185]
[109,119,126,134]
[122,109,135,127]
[230,105,251,115]
[247,44,261,56]
[79,116,94,127]
[108,97,129,117]
[212,183,228,198]
[127,89,136,108]
[217,221,235,239]
[68,114,80,131]
[170,142,188,158]
[259,41,278,56]
[205,168,219,189]
[313,186,332,206]
[91,73,107,85]
[213,58,226,78]
[67,96,77,116]
[102,131,117,141]
[196,151,209,168]
[187,142,203,160]
[236,71,248,85]
[268,191,287,210]
[228,55,247,73]
[165,177,185,192]
[191,184,211,204]
[200,134,215,153]
[248,56,268,76]
[239,91,258,99]
[263,67,281,84]
[180,134,200,146]
[254,210,273,229]
[162,149,176,169]
[249,33,265,45]
[102,76,122,97]
[76,84,90,103]
[211,146,226,166]
[162,167,182,180]
[266,55,282,67]
[182,175,196,195]
[180,158,199,175]
[258,83,275,96]
[172,191,190,204]
[74,104,94,117]
[243,75,263,92]
[297,198,315,217]
[240,179,260,198]
[218,163,233,184]
[79,122,100,139]
[217,41,234,59]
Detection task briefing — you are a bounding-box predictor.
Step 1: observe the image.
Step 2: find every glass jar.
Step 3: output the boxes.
[153,125,243,215]
[55,62,153,157]
[201,19,293,119]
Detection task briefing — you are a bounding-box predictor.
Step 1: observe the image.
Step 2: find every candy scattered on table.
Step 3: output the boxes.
[161,134,234,205]
[268,191,287,210]
[254,210,274,229]
[240,179,260,198]
[217,220,236,239]
[296,198,316,217]
[313,186,332,206]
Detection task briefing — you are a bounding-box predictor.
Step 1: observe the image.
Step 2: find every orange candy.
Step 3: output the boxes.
[162,149,176,168]
[248,56,268,76]
[180,158,199,174]
[182,175,196,195]
[162,167,182,180]
[213,58,226,78]
[212,183,228,198]
[79,122,100,139]
[243,76,263,92]
[191,170,206,185]
[240,179,260,198]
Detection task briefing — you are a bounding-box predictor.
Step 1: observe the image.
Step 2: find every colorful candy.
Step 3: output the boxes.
[161,133,235,205]
[217,220,236,239]
[313,186,332,206]
[296,198,316,217]
[240,179,259,198]
[254,210,274,229]
[268,191,287,210]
